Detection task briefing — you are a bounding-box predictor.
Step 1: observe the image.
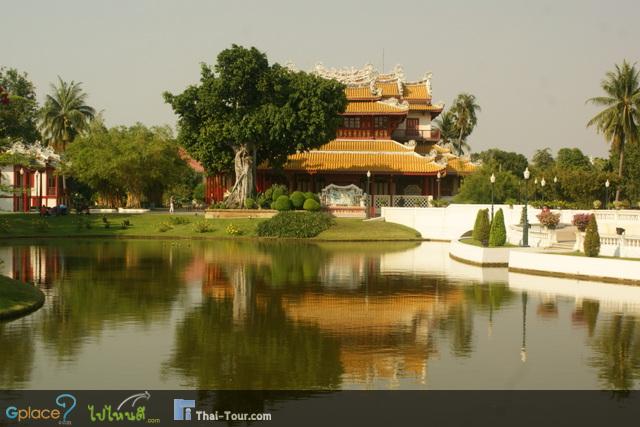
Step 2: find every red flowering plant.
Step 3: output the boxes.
[536,209,561,229]
[572,213,592,232]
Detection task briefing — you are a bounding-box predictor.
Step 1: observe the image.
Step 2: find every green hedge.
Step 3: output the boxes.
[488,208,506,247]
[472,209,490,243]
[303,198,321,211]
[273,195,292,211]
[256,212,335,238]
[290,191,306,209]
[583,214,600,257]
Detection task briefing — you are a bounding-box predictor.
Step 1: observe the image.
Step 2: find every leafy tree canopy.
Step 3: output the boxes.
[164,45,347,207]
[556,147,592,171]
[63,122,190,208]
[471,148,528,177]
[0,67,40,144]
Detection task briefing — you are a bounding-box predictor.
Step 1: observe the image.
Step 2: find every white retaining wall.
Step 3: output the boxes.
[382,204,640,243]
[449,240,510,265]
[509,251,640,283]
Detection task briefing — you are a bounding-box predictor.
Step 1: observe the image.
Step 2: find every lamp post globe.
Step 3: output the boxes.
[541,178,546,205]
[522,167,530,247]
[605,179,610,210]
[436,171,442,200]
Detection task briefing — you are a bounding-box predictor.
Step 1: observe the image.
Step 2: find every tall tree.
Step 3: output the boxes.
[39,77,95,151]
[587,61,640,202]
[433,110,457,148]
[532,147,555,171]
[0,67,40,144]
[450,93,481,155]
[164,45,347,208]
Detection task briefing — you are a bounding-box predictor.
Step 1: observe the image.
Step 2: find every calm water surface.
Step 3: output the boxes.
[1,239,639,390]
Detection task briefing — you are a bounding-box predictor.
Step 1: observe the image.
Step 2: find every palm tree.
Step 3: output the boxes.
[450,93,481,156]
[587,61,640,202]
[433,110,458,149]
[39,77,95,151]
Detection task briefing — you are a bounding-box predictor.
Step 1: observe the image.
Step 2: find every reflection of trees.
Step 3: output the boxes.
[37,240,191,359]
[163,294,343,389]
[440,283,516,357]
[0,322,35,388]
[590,314,640,391]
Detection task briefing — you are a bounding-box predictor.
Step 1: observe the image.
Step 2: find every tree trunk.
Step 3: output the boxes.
[225,144,255,208]
[616,140,624,202]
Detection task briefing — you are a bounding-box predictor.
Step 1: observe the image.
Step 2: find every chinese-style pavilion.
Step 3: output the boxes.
[205,64,477,207]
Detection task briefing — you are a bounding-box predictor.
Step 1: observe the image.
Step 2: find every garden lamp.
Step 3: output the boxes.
[522,167,530,247]
[436,171,442,200]
[605,179,610,210]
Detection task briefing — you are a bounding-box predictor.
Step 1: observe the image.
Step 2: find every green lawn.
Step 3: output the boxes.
[459,238,517,248]
[0,213,422,242]
[0,275,45,320]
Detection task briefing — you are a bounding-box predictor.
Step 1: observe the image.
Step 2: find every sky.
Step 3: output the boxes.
[4,0,640,158]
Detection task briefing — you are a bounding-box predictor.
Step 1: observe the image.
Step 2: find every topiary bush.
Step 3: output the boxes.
[472,209,490,243]
[244,197,256,209]
[304,192,320,202]
[488,208,506,247]
[256,211,335,238]
[583,214,600,257]
[271,185,287,201]
[303,198,321,211]
[290,191,306,210]
[273,195,292,211]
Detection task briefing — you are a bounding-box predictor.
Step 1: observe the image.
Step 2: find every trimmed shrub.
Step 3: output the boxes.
[244,197,256,209]
[472,209,490,243]
[583,214,600,257]
[290,191,306,209]
[593,200,602,209]
[272,185,287,201]
[488,208,506,247]
[256,211,335,238]
[304,192,320,202]
[156,222,173,233]
[193,221,212,233]
[303,198,321,211]
[273,195,292,211]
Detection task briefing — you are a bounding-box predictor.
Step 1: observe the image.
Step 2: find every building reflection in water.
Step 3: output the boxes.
[2,240,640,391]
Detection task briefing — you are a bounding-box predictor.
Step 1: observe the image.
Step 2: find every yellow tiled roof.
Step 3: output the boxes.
[375,81,401,96]
[414,143,450,155]
[319,139,414,152]
[260,151,444,174]
[403,83,430,100]
[446,158,478,175]
[408,103,443,112]
[345,86,379,100]
[345,101,408,115]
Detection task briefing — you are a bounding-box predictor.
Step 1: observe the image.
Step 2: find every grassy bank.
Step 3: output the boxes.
[0,213,422,241]
[0,275,45,320]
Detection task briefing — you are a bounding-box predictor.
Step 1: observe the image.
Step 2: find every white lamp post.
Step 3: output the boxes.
[605,179,610,210]
[540,177,546,205]
[366,170,371,218]
[522,167,530,247]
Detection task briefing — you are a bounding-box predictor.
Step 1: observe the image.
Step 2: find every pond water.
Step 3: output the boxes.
[1,239,639,390]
